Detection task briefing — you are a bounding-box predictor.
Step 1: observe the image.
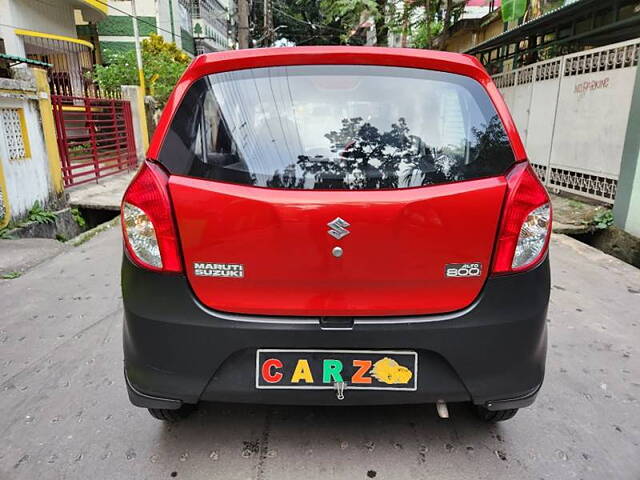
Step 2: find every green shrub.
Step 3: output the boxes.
[593,210,614,230]
[27,201,57,225]
[92,34,190,106]
[71,208,87,228]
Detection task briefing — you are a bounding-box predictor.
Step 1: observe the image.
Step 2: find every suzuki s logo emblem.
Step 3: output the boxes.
[327,217,350,239]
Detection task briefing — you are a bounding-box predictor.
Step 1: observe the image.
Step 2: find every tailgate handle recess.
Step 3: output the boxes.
[319,317,354,329]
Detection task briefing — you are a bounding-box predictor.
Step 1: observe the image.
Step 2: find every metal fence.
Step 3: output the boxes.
[492,38,640,204]
[51,95,137,187]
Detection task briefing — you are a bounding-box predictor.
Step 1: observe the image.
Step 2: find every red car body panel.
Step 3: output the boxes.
[147,47,526,163]
[170,175,507,316]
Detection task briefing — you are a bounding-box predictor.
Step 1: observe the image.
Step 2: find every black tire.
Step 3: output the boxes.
[148,404,196,422]
[474,405,519,422]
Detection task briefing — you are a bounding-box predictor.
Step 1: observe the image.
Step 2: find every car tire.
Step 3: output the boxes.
[148,404,196,422]
[474,405,518,422]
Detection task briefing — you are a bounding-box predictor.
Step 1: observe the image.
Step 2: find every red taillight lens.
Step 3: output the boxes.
[121,161,182,273]
[492,162,552,274]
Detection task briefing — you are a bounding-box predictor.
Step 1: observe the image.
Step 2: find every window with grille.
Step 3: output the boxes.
[0,108,30,160]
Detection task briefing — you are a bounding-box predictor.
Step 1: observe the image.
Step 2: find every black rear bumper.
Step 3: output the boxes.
[122,254,549,410]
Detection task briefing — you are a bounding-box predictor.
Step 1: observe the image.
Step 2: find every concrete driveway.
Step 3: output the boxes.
[1,226,638,480]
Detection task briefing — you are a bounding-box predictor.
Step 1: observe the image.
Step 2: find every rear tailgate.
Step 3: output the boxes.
[157,62,518,317]
[170,176,506,316]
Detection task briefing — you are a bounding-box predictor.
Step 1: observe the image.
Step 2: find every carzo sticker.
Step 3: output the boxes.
[193,262,244,278]
[445,263,482,278]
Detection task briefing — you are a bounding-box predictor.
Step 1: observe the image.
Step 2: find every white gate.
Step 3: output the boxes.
[492,38,640,204]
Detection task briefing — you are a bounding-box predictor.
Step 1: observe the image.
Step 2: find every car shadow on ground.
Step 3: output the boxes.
[153,401,506,472]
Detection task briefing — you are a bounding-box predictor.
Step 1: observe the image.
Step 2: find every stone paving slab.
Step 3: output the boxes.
[67,171,136,211]
[550,194,609,234]
[0,238,69,277]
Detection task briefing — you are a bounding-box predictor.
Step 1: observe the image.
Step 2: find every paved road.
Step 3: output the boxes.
[1,226,639,480]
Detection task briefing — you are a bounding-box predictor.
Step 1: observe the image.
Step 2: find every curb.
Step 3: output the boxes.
[70,215,120,247]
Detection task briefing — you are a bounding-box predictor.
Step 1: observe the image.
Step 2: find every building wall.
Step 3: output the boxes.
[445,31,476,53]
[0,75,52,220]
[96,0,194,59]
[225,0,236,48]
[192,0,230,53]
[444,15,504,54]
[0,1,102,227]
[157,0,178,45]
[97,16,158,58]
[0,0,79,57]
[481,17,505,44]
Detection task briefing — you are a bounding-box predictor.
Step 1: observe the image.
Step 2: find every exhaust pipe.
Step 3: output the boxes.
[436,400,449,419]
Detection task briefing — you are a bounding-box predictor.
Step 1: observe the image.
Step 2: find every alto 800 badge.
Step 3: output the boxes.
[445,263,482,278]
[194,262,244,278]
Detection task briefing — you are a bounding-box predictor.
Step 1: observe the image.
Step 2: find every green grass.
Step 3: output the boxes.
[2,271,21,279]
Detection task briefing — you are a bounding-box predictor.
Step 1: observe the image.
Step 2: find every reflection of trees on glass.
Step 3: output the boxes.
[264,115,511,190]
[465,115,513,178]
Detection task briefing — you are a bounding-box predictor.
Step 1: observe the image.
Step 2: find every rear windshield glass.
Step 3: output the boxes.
[158,65,515,190]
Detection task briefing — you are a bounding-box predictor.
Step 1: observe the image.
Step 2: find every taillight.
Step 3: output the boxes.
[121,161,182,273]
[492,162,551,274]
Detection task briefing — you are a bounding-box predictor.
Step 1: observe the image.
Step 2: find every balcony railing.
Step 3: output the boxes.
[20,34,102,98]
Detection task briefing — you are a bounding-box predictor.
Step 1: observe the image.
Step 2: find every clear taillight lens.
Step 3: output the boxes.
[123,203,162,268]
[121,161,182,273]
[492,162,551,274]
[512,203,551,269]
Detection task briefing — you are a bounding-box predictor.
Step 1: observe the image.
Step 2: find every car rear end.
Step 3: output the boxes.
[121,47,551,421]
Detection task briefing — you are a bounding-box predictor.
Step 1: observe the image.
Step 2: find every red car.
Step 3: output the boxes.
[121,47,551,422]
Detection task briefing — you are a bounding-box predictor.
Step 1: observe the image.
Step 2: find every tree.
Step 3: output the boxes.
[92,34,190,105]
[384,0,438,48]
[259,0,454,48]
[320,0,379,43]
[373,0,389,46]
[439,0,453,49]
[388,0,465,50]
[502,0,528,22]
[250,0,344,46]
[245,0,465,49]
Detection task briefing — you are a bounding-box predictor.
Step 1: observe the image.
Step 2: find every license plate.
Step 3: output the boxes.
[255,349,418,391]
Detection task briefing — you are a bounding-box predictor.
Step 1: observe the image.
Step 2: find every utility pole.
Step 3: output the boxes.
[131,0,145,93]
[425,0,432,49]
[440,0,452,50]
[237,0,250,49]
[401,0,409,47]
[168,0,176,43]
[263,0,273,46]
